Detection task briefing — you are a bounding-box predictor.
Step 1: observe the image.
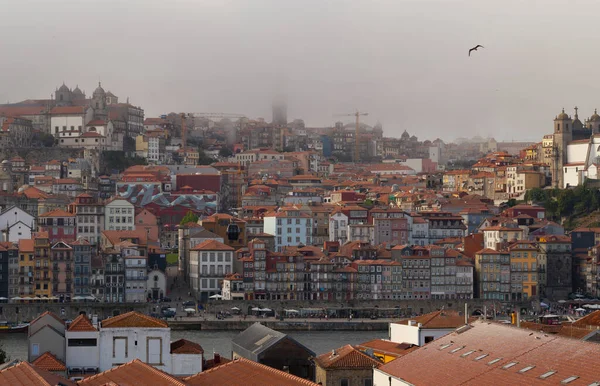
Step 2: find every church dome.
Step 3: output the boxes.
[73,85,83,95]
[590,109,600,122]
[555,108,569,120]
[58,84,70,92]
[401,130,410,140]
[93,82,106,96]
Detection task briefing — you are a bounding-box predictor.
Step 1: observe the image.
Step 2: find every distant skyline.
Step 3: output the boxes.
[1,0,599,142]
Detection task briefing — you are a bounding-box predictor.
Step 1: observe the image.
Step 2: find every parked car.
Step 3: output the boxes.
[183,301,195,307]
[162,297,172,302]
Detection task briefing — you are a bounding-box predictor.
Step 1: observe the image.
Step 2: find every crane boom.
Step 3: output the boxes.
[334,110,368,163]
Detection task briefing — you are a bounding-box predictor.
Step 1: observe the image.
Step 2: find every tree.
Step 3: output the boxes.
[180,211,199,225]
[38,132,55,147]
[0,344,9,365]
[219,147,233,158]
[197,148,214,165]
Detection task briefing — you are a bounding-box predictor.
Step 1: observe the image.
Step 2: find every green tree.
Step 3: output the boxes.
[0,344,9,365]
[180,211,199,225]
[197,148,214,165]
[219,147,233,158]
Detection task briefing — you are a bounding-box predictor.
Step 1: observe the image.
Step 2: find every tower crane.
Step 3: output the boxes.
[334,110,369,163]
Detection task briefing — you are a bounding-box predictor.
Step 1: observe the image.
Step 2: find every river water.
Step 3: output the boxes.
[0,330,387,362]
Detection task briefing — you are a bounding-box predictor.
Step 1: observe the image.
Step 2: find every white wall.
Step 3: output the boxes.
[171,353,202,376]
[389,323,453,346]
[51,116,85,136]
[99,327,171,373]
[374,369,411,386]
[65,330,100,369]
[105,200,135,231]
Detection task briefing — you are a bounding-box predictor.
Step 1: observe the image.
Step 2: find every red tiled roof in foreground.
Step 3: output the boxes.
[78,359,185,386]
[377,320,600,386]
[0,361,76,386]
[314,344,382,370]
[101,311,168,328]
[184,357,319,386]
[31,351,66,371]
[67,313,97,332]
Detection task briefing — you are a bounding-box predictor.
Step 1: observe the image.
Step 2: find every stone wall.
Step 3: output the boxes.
[169,319,389,331]
[0,303,151,323]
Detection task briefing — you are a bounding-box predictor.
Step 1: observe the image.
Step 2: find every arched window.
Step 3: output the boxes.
[59,94,63,101]
[557,123,560,131]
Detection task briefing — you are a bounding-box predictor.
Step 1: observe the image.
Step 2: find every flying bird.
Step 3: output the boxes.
[469,45,484,56]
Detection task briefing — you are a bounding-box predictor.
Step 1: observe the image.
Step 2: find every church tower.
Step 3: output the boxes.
[553,108,572,188]
[92,82,108,120]
[588,109,600,134]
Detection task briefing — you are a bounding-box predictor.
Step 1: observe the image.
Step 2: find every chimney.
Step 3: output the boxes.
[214,353,221,364]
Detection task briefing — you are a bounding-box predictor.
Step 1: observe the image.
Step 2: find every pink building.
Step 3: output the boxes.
[134,208,159,241]
[38,209,76,243]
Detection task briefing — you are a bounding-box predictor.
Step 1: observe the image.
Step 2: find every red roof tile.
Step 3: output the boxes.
[32,351,67,371]
[101,311,168,328]
[184,357,318,386]
[78,359,185,386]
[0,361,76,386]
[394,310,475,329]
[191,239,234,251]
[314,344,382,369]
[170,339,204,354]
[67,314,97,332]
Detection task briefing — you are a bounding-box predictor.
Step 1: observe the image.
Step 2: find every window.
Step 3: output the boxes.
[539,371,556,379]
[68,339,97,347]
[502,362,518,370]
[363,379,373,386]
[340,379,349,386]
[31,343,39,356]
[519,366,535,373]
[147,337,162,365]
[561,376,579,384]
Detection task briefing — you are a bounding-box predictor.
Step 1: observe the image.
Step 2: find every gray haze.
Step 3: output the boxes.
[0,0,599,141]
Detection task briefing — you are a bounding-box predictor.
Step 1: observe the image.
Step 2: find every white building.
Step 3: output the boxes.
[263,207,313,251]
[104,198,135,231]
[98,311,171,373]
[148,136,160,163]
[170,339,204,376]
[146,269,167,300]
[65,314,99,376]
[481,226,524,250]
[188,239,234,302]
[328,212,348,244]
[389,310,470,347]
[50,106,94,137]
[222,273,244,301]
[409,217,429,246]
[0,205,34,243]
[122,245,148,303]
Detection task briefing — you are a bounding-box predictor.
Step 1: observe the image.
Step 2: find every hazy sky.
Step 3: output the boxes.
[1,0,599,141]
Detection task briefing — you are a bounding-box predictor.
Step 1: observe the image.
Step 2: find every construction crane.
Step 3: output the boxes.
[334,110,369,163]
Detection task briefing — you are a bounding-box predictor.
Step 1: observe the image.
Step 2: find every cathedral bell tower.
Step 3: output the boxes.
[553,108,572,188]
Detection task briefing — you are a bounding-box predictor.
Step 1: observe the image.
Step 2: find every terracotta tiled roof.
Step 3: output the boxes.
[378,320,600,386]
[314,344,382,370]
[184,357,319,386]
[67,314,97,332]
[356,339,418,358]
[78,359,185,386]
[18,238,34,253]
[39,209,75,218]
[101,311,168,328]
[191,239,234,251]
[170,339,204,354]
[394,310,474,329]
[571,310,600,328]
[0,361,76,386]
[31,351,66,371]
